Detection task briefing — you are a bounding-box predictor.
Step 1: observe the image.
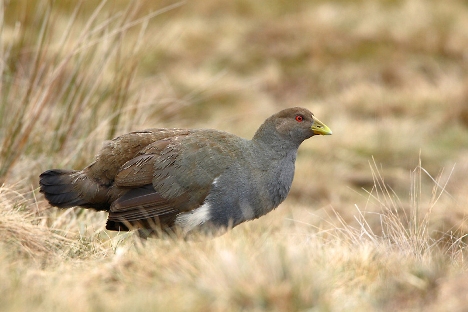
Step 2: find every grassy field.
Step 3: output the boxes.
[1,0,468,310]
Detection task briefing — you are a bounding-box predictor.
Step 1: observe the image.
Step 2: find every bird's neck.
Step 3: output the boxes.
[252,122,301,156]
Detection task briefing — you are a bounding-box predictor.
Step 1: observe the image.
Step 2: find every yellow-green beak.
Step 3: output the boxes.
[311,116,332,135]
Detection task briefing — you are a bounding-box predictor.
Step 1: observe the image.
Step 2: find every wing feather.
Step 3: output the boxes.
[106,130,246,229]
[108,185,178,223]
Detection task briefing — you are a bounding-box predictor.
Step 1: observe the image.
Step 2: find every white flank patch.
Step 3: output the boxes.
[175,203,211,234]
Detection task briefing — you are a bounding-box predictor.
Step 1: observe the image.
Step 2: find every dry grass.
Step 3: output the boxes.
[1,0,468,311]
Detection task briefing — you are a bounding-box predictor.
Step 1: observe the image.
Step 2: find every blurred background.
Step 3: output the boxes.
[1,1,468,310]
[2,0,467,232]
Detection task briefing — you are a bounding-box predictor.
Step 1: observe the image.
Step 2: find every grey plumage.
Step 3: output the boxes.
[39,107,332,237]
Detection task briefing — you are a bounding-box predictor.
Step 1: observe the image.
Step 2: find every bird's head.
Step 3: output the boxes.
[253,107,332,150]
[264,107,331,143]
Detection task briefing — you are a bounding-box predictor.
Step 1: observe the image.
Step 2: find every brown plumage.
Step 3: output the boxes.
[39,107,332,236]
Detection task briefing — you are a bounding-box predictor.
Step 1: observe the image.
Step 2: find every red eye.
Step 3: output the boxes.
[295,115,304,122]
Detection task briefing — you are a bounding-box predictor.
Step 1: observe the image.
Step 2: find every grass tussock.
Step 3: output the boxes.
[0,184,62,260]
[0,161,464,311]
[0,0,184,181]
[1,0,468,311]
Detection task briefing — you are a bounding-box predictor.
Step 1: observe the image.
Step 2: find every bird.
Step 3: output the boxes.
[39,107,332,237]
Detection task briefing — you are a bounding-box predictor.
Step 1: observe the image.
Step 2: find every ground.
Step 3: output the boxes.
[1,0,468,311]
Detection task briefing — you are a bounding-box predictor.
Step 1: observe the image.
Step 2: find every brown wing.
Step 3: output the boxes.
[150,131,243,207]
[107,130,245,230]
[85,129,192,185]
[106,185,178,231]
[113,138,173,187]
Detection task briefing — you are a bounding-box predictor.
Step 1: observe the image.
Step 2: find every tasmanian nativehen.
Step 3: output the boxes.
[39,107,332,236]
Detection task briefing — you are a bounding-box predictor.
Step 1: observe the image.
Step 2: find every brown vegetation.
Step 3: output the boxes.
[1,0,468,310]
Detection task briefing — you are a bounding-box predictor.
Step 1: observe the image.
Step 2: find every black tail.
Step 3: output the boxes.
[39,169,89,208]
